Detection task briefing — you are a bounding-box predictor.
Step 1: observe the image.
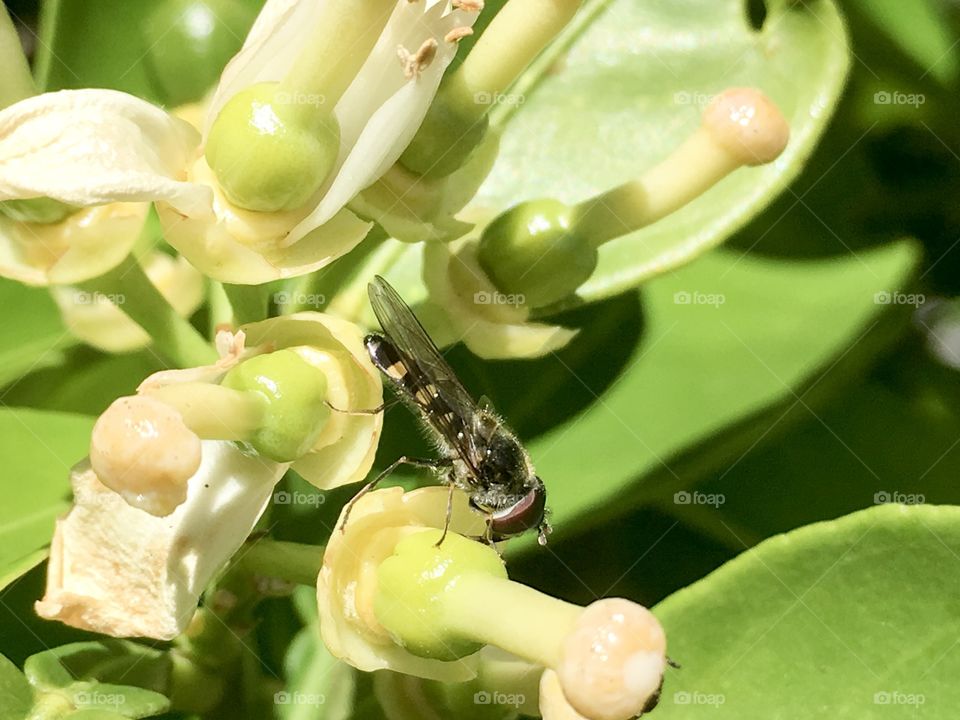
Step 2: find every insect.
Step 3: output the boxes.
[343,275,549,545]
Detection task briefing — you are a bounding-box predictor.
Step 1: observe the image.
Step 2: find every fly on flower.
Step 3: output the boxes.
[350,276,549,545]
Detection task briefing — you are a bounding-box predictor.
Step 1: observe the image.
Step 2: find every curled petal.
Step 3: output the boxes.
[422,237,577,359]
[239,313,383,489]
[317,486,486,681]
[156,158,372,284]
[52,252,205,353]
[0,202,146,286]
[36,443,288,640]
[0,89,210,216]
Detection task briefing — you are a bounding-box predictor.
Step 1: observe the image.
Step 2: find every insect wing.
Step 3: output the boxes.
[368,276,485,470]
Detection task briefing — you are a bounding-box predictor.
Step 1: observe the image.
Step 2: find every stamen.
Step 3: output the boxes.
[445,26,474,43]
[453,0,484,11]
[398,38,439,79]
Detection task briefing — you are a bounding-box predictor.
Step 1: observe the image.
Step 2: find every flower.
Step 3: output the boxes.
[421,228,577,359]
[318,485,667,719]
[0,1,481,285]
[37,317,383,640]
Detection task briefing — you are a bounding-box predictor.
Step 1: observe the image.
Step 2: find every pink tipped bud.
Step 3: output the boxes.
[556,598,666,720]
[90,395,201,516]
[703,87,789,166]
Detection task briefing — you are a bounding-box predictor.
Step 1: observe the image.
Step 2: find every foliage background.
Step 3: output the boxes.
[1,0,960,717]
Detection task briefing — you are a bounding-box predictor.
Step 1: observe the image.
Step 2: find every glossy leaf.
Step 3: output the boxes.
[0,279,72,389]
[654,504,960,716]
[0,652,32,720]
[511,240,920,549]
[476,0,851,310]
[0,408,93,589]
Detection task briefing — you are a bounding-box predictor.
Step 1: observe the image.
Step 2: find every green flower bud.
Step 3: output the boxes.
[144,0,258,106]
[375,529,506,661]
[399,90,488,179]
[205,82,341,213]
[477,199,597,309]
[221,348,331,462]
[0,197,76,224]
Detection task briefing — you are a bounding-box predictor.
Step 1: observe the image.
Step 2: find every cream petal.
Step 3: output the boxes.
[0,89,210,216]
[36,443,288,640]
[287,1,477,243]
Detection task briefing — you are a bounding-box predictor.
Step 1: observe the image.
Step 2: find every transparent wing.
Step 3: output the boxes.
[368,276,486,469]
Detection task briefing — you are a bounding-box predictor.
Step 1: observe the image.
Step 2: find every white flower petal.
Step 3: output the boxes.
[36,442,288,640]
[0,89,210,216]
[288,1,476,243]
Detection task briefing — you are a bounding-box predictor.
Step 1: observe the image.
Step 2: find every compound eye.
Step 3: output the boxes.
[490,483,546,538]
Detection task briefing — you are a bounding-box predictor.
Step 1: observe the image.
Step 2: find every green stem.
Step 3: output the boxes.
[208,280,234,333]
[237,539,323,586]
[0,3,35,108]
[224,283,270,325]
[80,255,217,368]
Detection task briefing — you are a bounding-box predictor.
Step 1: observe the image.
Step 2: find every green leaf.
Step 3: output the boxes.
[0,278,72,389]
[278,624,355,720]
[24,641,170,694]
[477,0,851,308]
[654,504,960,716]
[510,240,920,549]
[0,408,93,589]
[848,0,958,86]
[0,652,32,720]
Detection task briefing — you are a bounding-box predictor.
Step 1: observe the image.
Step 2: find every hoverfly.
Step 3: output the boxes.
[342,276,549,545]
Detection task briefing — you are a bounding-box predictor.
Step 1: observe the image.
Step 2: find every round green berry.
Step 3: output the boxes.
[221,349,331,462]
[375,530,506,661]
[399,91,488,179]
[205,82,340,213]
[477,199,597,309]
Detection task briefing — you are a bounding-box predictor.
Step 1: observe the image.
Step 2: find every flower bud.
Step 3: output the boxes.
[90,395,202,516]
[399,92,489,179]
[221,348,332,462]
[205,82,340,213]
[556,599,666,720]
[477,198,595,308]
[375,529,507,661]
[144,0,258,106]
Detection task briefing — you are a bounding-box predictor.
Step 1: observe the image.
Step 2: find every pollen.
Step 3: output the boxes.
[445,26,474,43]
[398,38,439,79]
[453,0,484,11]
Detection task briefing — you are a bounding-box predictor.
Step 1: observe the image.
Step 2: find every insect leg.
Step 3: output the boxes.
[324,399,398,415]
[339,456,449,532]
[435,478,457,547]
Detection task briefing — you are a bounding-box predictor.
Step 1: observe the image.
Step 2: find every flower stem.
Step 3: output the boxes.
[237,538,323,587]
[223,283,270,325]
[444,574,581,669]
[0,4,35,108]
[79,255,217,368]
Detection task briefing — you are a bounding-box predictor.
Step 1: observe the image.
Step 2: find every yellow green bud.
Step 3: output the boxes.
[399,90,488,179]
[221,349,331,462]
[375,529,506,661]
[477,199,596,308]
[0,197,76,224]
[205,82,340,213]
